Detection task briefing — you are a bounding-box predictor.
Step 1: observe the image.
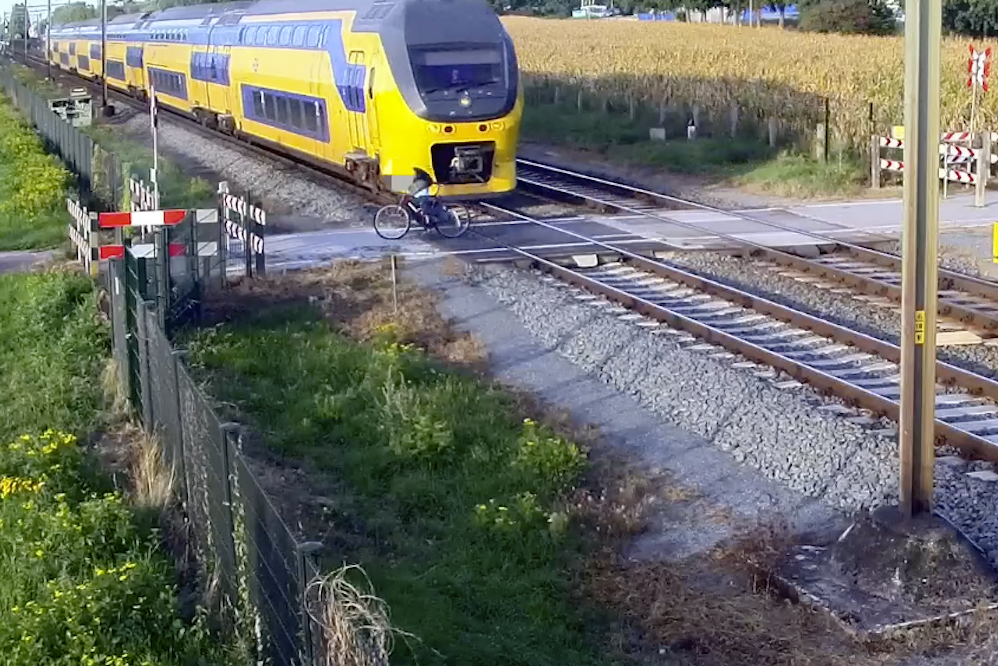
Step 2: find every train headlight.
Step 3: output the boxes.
[459,95,471,108]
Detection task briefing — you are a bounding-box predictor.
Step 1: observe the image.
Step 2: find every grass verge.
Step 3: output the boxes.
[0,93,71,251]
[522,103,868,199]
[182,261,623,666]
[0,268,244,665]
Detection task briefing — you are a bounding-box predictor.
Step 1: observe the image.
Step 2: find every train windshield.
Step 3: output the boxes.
[410,47,504,93]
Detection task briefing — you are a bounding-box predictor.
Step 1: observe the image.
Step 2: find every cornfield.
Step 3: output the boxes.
[502,17,993,150]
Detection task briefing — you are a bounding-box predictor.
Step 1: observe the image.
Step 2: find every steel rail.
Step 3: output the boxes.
[517,158,998,334]
[476,201,998,461]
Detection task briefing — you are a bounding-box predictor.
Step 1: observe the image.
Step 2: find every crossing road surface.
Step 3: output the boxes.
[589,189,998,250]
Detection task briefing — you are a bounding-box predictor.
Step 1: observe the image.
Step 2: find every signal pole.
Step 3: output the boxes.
[45,0,50,79]
[898,0,942,517]
[100,0,107,111]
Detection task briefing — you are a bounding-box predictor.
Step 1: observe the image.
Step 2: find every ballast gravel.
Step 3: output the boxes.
[665,251,998,380]
[464,263,998,567]
[116,114,370,226]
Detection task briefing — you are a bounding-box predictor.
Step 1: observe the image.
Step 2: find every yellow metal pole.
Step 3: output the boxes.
[899,0,942,517]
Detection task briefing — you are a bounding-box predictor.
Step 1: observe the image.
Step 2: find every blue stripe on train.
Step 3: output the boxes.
[53,18,366,113]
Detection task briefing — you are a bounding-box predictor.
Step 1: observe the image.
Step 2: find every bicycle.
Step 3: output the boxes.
[373,186,471,241]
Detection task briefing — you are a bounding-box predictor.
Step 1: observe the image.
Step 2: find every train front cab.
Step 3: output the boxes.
[366,5,521,202]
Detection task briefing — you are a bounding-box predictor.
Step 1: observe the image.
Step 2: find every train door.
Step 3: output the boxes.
[305,55,324,159]
[206,41,231,114]
[366,60,381,158]
[347,50,368,153]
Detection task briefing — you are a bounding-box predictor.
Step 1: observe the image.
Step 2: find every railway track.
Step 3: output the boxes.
[515,158,998,347]
[473,200,998,464]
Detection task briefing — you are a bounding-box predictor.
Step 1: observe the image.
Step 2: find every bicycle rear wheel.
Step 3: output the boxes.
[374,204,411,240]
[434,204,471,239]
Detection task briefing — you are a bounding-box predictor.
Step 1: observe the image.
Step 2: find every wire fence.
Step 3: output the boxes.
[107,259,327,665]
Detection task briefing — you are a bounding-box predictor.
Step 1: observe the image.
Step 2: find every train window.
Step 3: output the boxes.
[306,26,319,48]
[263,94,277,122]
[293,26,305,47]
[410,48,504,93]
[289,98,303,128]
[266,27,278,46]
[275,96,289,124]
[304,102,318,132]
[252,91,264,118]
[279,26,292,45]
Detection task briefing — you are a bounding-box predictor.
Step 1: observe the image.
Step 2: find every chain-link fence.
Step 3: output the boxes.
[107,253,327,666]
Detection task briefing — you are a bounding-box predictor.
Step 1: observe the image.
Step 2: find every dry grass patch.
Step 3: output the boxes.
[307,564,418,666]
[204,259,488,373]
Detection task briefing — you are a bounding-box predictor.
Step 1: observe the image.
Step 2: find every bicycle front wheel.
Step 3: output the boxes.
[435,205,471,239]
[374,204,411,240]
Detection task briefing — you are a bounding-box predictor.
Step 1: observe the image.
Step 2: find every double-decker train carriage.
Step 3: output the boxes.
[47,0,522,200]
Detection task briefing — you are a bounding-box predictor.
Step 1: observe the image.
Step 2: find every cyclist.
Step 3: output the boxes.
[408,167,443,223]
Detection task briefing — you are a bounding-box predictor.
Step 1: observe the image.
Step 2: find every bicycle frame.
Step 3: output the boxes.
[400,189,444,230]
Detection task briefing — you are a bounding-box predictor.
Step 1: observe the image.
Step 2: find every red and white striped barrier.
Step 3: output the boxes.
[98,209,188,228]
[878,158,978,184]
[878,136,998,163]
[940,131,998,142]
[96,243,188,260]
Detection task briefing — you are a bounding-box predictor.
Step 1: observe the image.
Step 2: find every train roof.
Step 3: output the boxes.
[49,0,499,34]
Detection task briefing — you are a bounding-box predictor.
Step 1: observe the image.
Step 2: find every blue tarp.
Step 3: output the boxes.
[741,4,800,20]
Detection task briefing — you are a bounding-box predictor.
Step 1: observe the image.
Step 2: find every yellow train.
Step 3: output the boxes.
[47,0,522,201]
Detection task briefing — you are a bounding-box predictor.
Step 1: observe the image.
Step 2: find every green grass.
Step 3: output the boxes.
[0,270,245,666]
[522,102,868,198]
[0,95,72,251]
[183,305,622,666]
[0,270,106,442]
